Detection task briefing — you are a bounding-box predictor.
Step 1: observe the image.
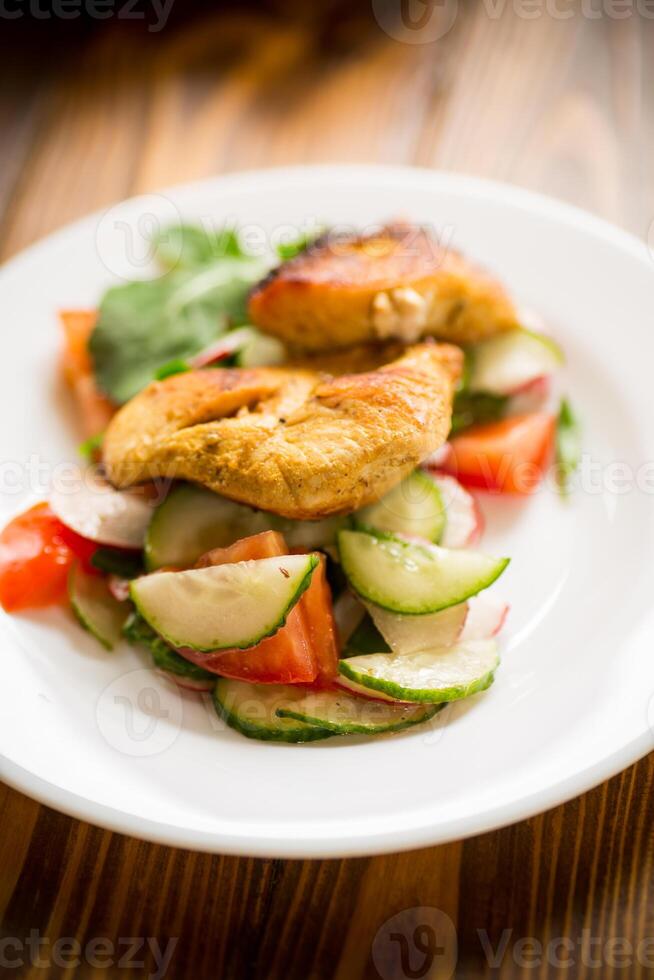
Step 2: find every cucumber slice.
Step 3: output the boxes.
[213,679,334,742]
[338,640,499,703]
[130,553,318,652]
[467,329,564,396]
[145,484,270,570]
[276,688,441,735]
[338,530,509,615]
[145,483,342,571]
[69,564,128,650]
[366,601,467,655]
[354,470,445,542]
[123,611,216,682]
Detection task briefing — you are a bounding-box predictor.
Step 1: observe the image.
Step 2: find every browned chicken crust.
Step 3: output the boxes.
[102,343,462,519]
[248,223,520,352]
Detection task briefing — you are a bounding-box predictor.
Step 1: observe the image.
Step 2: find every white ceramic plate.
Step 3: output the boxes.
[1,166,654,858]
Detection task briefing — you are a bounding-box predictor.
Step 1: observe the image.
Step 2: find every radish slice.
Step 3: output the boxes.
[50,468,155,550]
[421,471,483,548]
[365,600,467,655]
[107,575,131,602]
[461,594,509,640]
[188,327,259,368]
[507,375,551,415]
[467,329,563,396]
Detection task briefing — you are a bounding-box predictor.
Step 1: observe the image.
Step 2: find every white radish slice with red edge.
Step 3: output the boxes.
[506,375,552,416]
[461,594,509,640]
[365,600,467,655]
[189,327,256,368]
[50,468,155,550]
[421,471,483,548]
[467,328,563,396]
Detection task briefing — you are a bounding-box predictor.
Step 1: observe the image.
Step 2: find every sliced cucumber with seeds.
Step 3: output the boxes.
[366,601,467,655]
[354,470,445,542]
[69,564,128,650]
[145,484,271,571]
[338,529,509,615]
[467,329,563,396]
[276,688,442,736]
[131,553,318,652]
[213,679,334,742]
[338,640,499,703]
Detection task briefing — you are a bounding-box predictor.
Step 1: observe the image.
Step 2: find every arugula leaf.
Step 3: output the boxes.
[450,390,508,436]
[123,611,216,681]
[555,398,581,495]
[90,548,143,579]
[152,225,244,271]
[89,254,269,403]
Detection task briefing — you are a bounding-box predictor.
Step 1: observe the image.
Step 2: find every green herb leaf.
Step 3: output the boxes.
[89,254,269,403]
[276,232,320,261]
[154,358,190,381]
[91,548,144,579]
[450,390,508,436]
[555,398,581,495]
[152,225,244,271]
[78,431,104,460]
[123,611,216,681]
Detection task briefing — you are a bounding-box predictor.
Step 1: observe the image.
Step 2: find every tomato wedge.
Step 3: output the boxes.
[59,310,115,439]
[300,555,339,684]
[0,503,97,612]
[442,413,556,494]
[184,531,319,684]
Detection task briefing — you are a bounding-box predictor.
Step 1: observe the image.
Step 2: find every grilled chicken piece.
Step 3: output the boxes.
[248,223,520,352]
[103,343,462,520]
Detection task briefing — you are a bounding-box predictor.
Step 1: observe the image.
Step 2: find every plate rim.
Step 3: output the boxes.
[1,163,652,857]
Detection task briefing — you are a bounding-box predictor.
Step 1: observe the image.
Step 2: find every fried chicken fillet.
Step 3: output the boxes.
[102,343,462,519]
[248,223,520,352]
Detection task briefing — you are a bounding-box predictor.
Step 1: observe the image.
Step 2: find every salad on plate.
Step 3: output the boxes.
[0,221,580,742]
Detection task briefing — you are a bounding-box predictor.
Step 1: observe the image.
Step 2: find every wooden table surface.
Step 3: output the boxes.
[1,4,653,977]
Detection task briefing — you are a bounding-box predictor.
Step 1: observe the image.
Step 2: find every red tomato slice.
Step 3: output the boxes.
[0,503,97,612]
[195,530,288,567]
[300,555,339,685]
[443,413,556,494]
[185,530,319,684]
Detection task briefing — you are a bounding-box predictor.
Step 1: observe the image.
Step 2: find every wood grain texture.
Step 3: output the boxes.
[1,4,653,977]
